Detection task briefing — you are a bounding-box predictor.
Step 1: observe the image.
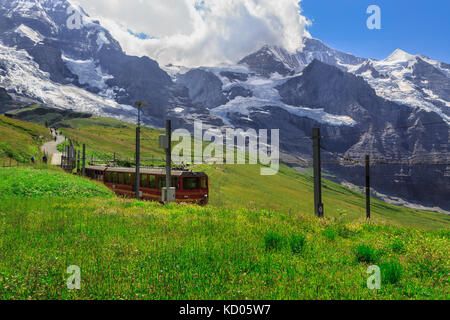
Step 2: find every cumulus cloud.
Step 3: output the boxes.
[72,0,311,67]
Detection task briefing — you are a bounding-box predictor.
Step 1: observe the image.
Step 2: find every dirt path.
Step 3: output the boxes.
[41,131,65,165]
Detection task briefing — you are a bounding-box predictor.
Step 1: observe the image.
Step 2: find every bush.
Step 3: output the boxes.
[290,234,306,254]
[337,225,358,239]
[381,260,403,284]
[322,227,337,241]
[391,238,406,253]
[264,232,284,252]
[354,245,379,264]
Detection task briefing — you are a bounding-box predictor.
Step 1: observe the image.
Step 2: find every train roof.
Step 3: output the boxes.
[85,165,207,177]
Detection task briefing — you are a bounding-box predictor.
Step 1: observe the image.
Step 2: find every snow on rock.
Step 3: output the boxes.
[349,49,450,124]
[96,32,110,51]
[61,54,113,91]
[210,71,356,127]
[0,43,135,121]
[14,24,44,44]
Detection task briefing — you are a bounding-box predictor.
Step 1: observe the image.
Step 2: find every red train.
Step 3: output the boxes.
[84,165,209,205]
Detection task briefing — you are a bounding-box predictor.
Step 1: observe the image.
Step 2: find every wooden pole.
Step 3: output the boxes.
[313,128,323,218]
[135,126,141,199]
[366,155,371,220]
[166,120,172,191]
[82,144,86,176]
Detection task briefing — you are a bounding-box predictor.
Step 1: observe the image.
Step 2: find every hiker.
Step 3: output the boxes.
[43,154,48,164]
[31,156,35,164]
[54,136,57,142]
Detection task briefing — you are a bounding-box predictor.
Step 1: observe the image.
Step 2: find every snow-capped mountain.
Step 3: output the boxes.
[0,0,199,125]
[0,0,449,210]
[238,38,365,77]
[171,40,449,210]
[350,50,450,123]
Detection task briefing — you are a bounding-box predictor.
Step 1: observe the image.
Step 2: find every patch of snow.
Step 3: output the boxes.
[96,32,110,51]
[162,64,191,80]
[422,88,450,108]
[174,107,184,113]
[341,180,450,215]
[14,24,44,44]
[61,54,113,92]
[202,65,357,127]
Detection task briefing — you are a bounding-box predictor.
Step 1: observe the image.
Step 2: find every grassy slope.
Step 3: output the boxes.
[0,176,448,300]
[4,105,89,127]
[58,117,166,162]
[0,116,51,163]
[198,164,450,230]
[0,167,113,199]
[53,116,450,229]
[2,115,448,229]
[0,112,448,299]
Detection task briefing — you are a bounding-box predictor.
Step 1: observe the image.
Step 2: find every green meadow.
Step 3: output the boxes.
[0,115,448,300]
[0,115,51,163]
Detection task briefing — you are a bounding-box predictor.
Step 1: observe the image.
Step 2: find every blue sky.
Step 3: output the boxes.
[302,0,450,63]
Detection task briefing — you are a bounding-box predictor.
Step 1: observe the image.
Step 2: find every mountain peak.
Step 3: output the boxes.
[385,49,417,63]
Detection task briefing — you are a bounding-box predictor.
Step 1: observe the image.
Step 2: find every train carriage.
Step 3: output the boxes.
[84,165,209,205]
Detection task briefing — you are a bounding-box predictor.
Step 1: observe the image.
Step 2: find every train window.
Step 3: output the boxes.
[111,172,118,183]
[201,177,207,189]
[125,173,132,186]
[158,177,166,189]
[118,173,124,185]
[149,175,156,189]
[172,177,180,190]
[183,177,200,190]
[105,172,112,183]
[141,174,149,188]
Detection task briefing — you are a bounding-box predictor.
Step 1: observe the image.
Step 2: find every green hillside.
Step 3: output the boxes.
[197,164,450,230]
[0,113,448,300]
[0,168,448,300]
[58,116,166,164]
[1,114,448,230]
[56,115,450,230]
[0,115,51,163]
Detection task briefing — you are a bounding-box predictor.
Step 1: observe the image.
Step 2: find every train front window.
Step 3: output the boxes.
[183,177,200,190]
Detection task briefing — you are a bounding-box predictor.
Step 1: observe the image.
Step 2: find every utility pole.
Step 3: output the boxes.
[135,101,147,200]
[366,155,371,220]
[82,144,86,176]
[313,128,324,218]
[159,119,174,203]
[77,150,80,174]
[166,119,172,191]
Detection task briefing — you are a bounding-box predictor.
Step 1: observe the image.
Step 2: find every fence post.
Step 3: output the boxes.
[82,144,86,176]
[366,155,371,220]
[77,150,80,174]
[313,128,324,218]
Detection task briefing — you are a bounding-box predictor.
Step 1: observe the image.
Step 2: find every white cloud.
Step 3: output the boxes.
[71,0,311,67]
